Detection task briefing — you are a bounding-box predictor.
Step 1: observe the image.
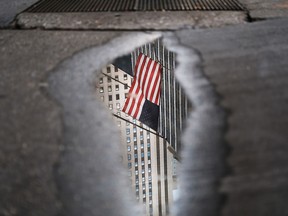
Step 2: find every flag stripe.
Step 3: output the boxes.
[138,55,147,86]
[138,55,147,83]
[141,58,153,93]
[128,82,140,117]
[135,53,143,73]
[147,64,160,104]
[143,61,156,98]
[135,93,145,119]
[123,78,137,114]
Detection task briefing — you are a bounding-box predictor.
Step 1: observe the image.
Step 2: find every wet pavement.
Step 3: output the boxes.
[1,1,288,216]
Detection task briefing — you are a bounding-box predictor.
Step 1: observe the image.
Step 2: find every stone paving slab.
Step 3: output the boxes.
[0,30,121,216]
[1,17,288,216]
[15,11,247,30]
[238,0,288,19]
[174,18,288,216]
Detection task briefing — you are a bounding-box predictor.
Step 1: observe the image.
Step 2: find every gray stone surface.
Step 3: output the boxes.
[15,11,247,30]
[238,0,288,19]
[0,30,121,216]
[46,32,161,216]
[1,14,288,216]
[175,18,288,216]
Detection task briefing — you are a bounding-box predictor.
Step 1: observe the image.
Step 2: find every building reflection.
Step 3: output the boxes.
[96,40,190,216]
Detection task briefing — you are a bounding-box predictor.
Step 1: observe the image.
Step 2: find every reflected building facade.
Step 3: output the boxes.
[96,40,189,216]
[96,64,174,216]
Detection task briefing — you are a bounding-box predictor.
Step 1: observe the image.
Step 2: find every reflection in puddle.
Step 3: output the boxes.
[96,39,190,216]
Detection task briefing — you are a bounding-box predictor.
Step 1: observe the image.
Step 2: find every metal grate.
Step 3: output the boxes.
[25,0,244,12]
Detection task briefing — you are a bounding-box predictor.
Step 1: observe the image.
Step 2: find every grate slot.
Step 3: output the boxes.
[25,0,245,12]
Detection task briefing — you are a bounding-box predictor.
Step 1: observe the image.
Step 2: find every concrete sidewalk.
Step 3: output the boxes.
[1,17,288,216]
[239,0,288,19]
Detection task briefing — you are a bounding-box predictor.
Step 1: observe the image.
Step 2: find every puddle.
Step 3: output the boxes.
[95,39,191,216]
[47,31,225,216]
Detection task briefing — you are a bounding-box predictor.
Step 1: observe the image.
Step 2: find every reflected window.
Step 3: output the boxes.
[128,162,132,169]
[99,77,103,83]
[115,75,119,80]
[126,128,130,135]
[127,145,131,152]
[115,84,119,91]
[134,153,138,158]
[127,137,131,143]
[116,94,120,100]
[141,143,144,149]
[107,67,111,73]
[134,136,137,141]
[134,145,137,150]
[124,74,127,80]
[108,86,112,92]
[128,154,131,160]
[109,104,113,110]
[99,87,104,93]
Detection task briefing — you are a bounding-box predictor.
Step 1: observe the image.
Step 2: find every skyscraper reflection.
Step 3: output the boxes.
[96,40,190,216]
